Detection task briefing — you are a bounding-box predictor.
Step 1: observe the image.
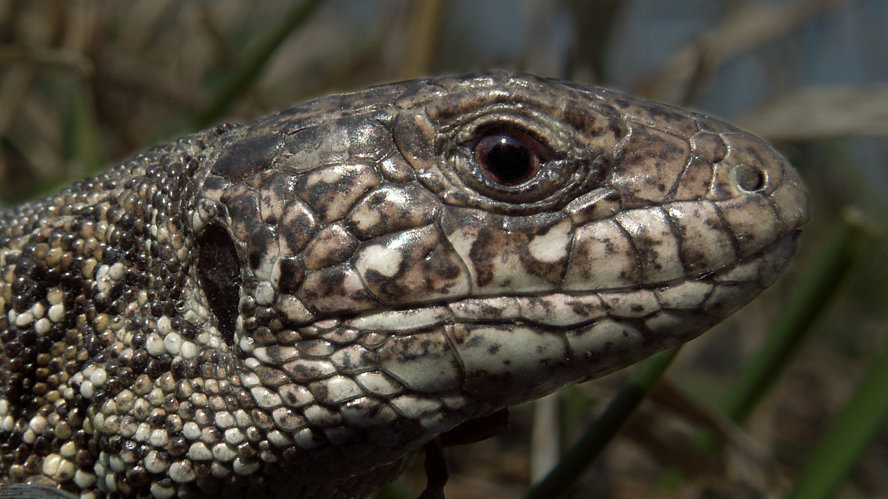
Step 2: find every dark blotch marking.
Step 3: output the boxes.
[439,408,510,446]
[211,134,282,182]
[644,104,687,125]
[196,225,241,345]
[247,226,276,270]
[277,257,305,295]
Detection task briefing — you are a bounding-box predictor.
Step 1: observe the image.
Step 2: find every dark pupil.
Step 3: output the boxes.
[476,135,536,185]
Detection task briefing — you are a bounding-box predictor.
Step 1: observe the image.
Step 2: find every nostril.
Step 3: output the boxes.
[734,163,767,192]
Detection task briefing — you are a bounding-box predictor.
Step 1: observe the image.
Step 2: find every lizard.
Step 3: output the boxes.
[0,70,809,498]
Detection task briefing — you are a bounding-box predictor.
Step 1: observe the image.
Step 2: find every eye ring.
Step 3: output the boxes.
[435,116,601,211]
[473,127,553,187]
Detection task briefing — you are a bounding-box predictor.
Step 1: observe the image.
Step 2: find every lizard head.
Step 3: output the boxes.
[186,71,809,490]
[0,71,808,497]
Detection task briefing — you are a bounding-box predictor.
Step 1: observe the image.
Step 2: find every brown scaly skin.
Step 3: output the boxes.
[0,71,808,497]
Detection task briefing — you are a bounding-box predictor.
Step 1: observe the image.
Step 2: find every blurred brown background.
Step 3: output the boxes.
[1,1,886,497]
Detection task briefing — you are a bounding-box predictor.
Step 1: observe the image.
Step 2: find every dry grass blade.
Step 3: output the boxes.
[735,85,888,141]
[0,46,93,74]
[397,0,447,80]
[0,65,35,141]
[638,0,856,100]
[529,394,560,483]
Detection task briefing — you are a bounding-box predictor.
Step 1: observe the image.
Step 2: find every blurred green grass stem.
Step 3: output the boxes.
[525,347,680,499]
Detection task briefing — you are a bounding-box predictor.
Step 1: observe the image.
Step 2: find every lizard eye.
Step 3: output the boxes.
[474,128,552,186]
[438,116,597,210]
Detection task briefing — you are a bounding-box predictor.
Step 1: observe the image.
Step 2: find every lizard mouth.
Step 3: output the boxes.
[240,230,801,424]
[342,229,800,334]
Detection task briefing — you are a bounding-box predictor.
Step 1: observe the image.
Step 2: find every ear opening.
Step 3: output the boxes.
[196,224,241,345]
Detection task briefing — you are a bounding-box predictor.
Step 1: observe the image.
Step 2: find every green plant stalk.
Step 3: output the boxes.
[525,347,680,499]
[655,213,875,494]
[192,0,324,130]
[63,78,103,177]
[787,339,888,499]
[719,215,872,425]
